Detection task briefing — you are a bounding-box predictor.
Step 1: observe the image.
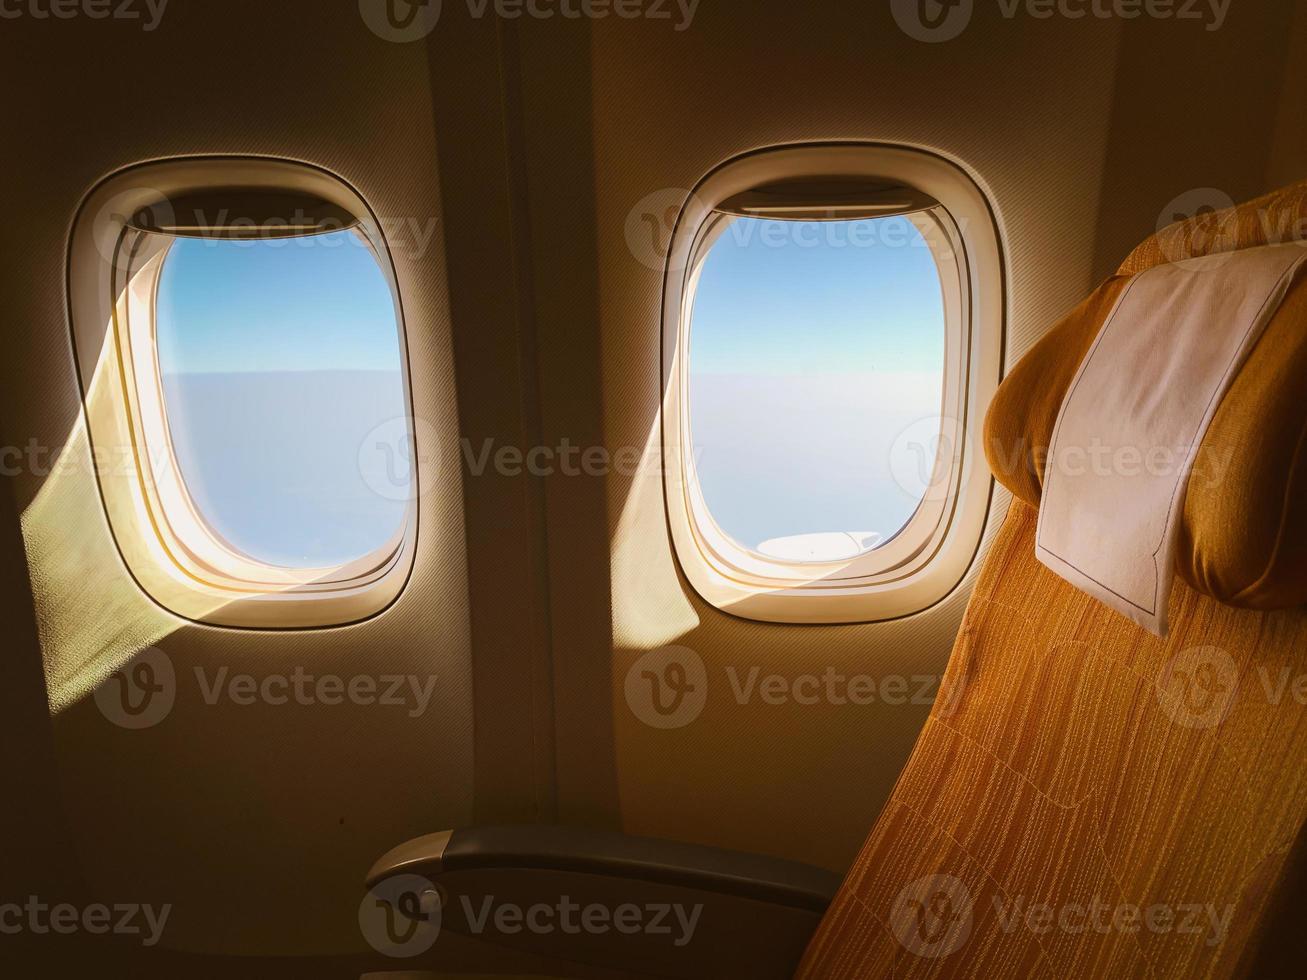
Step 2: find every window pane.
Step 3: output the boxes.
[688,215,945,561]
[155,230,408,569]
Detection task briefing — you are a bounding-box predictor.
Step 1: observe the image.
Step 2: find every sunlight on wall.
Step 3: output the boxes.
[20,346,182,714]
[610,412,700,651]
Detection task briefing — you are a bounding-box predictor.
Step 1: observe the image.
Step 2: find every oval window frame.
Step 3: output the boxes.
[67,157,419,629]
[661,144,1005,624]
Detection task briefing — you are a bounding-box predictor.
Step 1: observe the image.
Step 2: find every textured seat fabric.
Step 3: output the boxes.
[796,504,1307,978]
[796,187,1307,978]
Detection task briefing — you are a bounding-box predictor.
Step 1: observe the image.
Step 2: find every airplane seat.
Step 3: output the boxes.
[797,181,1307,979]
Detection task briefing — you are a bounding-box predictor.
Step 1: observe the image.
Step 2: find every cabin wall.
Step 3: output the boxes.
[0,0,1303,959]
[0,1,473,957]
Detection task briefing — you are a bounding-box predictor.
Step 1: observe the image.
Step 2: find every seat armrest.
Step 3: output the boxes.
[366,824,839,914]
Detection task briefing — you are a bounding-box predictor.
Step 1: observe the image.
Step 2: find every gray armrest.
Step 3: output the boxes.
[366,824,840,914]
[365,825,841,978]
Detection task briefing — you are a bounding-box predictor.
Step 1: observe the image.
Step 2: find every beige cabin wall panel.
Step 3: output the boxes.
[1266,1,1307,191]
[595,5,1124,873]
[0,1,471,958]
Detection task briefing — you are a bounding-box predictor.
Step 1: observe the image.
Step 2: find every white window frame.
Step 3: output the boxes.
[661,144,1004,624]
[67,158,418,629]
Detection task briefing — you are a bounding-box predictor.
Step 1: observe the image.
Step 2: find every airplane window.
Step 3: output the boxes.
[67,158,422,628]
[155,231,409,568]
[661,145,1003,624]
[687,216,946,562]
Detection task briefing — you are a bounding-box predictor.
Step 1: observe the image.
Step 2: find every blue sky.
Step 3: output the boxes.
[156,231,402,375]
[154,231,409,568]
[690,216,945,376]
[688,215,946,553]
